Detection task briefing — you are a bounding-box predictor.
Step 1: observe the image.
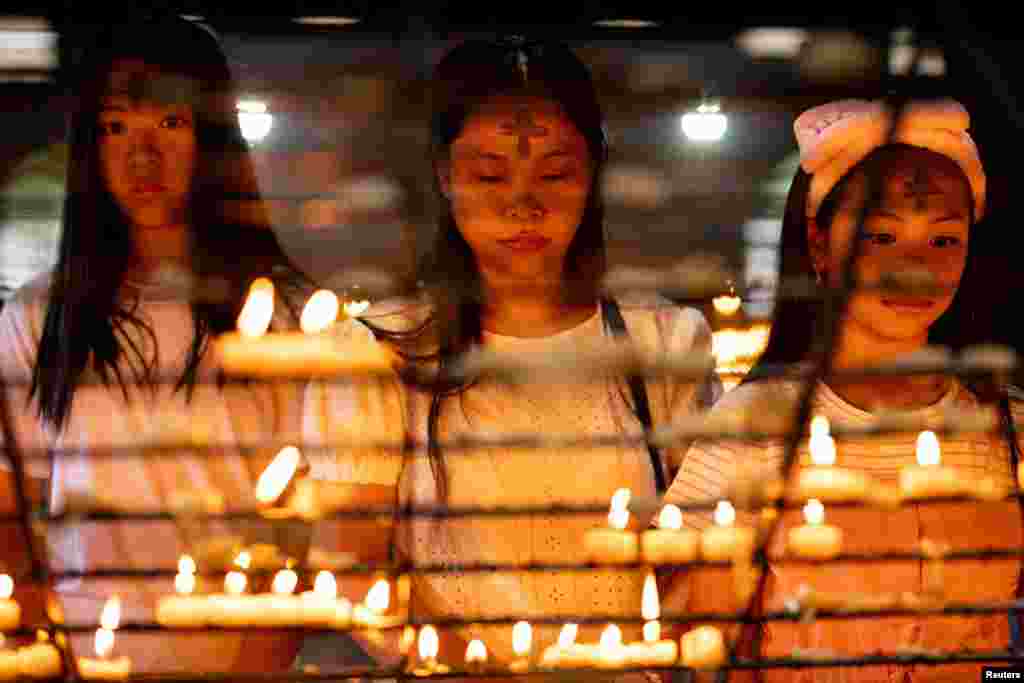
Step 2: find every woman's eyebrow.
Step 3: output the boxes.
[932,211,966,223]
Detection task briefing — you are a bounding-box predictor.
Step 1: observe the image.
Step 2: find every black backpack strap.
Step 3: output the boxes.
[599,298,667,494]
[998,393,1024,650]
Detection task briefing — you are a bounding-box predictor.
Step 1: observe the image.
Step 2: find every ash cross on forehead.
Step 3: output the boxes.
[499,108,550,159]
[903,166,942,210]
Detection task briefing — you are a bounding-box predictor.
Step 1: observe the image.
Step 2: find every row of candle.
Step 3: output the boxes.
[157,556,402,630]
[585,420,1012,566]
[215,278,392,377]
[0,635,62,681]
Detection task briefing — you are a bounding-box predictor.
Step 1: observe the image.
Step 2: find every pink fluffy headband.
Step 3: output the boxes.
[794,98,986,220]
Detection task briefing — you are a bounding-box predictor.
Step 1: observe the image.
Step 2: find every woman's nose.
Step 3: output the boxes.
[127,130,161,170]
[503,192,546,220]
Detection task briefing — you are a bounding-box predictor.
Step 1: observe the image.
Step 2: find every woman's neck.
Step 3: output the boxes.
[126,223,191,283]
[480,277,595,337]
[829,324,949,411]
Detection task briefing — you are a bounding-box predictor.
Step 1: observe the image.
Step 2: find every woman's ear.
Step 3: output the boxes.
[434,160,452,201]
[806,216,828,277]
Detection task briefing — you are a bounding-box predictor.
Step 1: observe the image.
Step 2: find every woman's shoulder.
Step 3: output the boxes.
[615,293,711,355]
[0,273,53,377]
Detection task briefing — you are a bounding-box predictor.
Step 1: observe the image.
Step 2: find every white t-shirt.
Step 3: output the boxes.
[0,274,300,673]
[304,296,720,665]
[667,378,1024,683]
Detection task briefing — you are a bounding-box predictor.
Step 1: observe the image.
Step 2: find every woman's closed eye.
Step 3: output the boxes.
[98,119,125,136]
[861,231,896,246]
[161,114,192,130]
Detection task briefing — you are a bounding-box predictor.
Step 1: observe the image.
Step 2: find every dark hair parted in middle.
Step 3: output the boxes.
[367,37,609,499]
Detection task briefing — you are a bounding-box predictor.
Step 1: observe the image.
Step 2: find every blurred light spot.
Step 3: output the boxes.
[294,16,361,26]
[602,165,673,209]
[681,103,727,142]
[593,19,659,28]
[237,101,273,143]
[735,27,809,59]
[0,17,57,72]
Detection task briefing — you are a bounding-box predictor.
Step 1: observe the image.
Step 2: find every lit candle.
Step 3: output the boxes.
[215,281,393,377]
[786,499,843,559]
[625,573,679,668]
[796,416,872,502]
[343,299,371,318]
[641,504,699,565]
[299,571,351,628]
[509,620,532,673]
[465,639,488,673]
[14,639,62,679]
[596,624,628,669]
[680,626,726,670]
[252,568,301,627]
[78,597,131,681]
[583,489,640,565]
[900,431,962,499]
[412,625,448,676]
[208,554,262,627]
[700,501,755,562]
[256,447,303,509]
[156,555,210,628]
[540,624,579,669]
[0,575,20,632]
[352,579,404,630]
[0,635,16,681]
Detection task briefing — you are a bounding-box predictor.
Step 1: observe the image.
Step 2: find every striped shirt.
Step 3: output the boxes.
[667,379,1023,683]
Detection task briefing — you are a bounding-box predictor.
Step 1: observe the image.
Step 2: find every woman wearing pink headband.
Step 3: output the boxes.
[664,98,1021,682]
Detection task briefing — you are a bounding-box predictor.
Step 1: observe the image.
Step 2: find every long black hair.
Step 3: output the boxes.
[366,37,609,500]
[31,15,306,430]
[750,143,987,379]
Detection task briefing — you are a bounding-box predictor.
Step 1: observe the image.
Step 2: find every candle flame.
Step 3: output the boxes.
[343,299,371,318]
[313,571,337,599]
[643,620,661,643]
[175,572,196,595]
[657,504,683,530]
[255,446,301,505]
[465,639,488,664]
[512,621,532,657]
[272,569,298,595]
[225,570,247,596]
[237,277,274,337]
[804,499,825,526]
[608,488,631,530]
[99,596,121,631]
[558,624,578,648]
[0,574,12,599]
[916,431,941,467]
[809,417,836,467]
[712,295,742,316]
[599,624,622,650]
[234,551,252,570]
[714,500,736,527]
[300,290,340,334]
[642,572,660,621]
[94,627,115,659]
[399,626,417,656]
[810,415,830,440]
[366,579,390,612]
[418,625,439,660]
[178,555,196,575]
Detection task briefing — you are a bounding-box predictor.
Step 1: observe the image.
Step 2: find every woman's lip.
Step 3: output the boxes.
[881,298,936,310]
[499,234,550,251]
[134,183,166,194]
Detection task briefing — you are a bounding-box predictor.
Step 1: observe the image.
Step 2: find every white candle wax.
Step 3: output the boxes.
[15,643,63,679]
[624,640,679,668]
[641,505,699,565]
[215,332,394,378]
[78,657,131,681]
[796,419,871,501]
[583,489,639,565]
[0,648,17,681]
[155,595,210,628]
[900,431,961,499]
[0,576,20,632]
[509,620,532,673]
[595,625,628,669]
[786,500,843,559]
[700,501,755,562]
[680,626,726,670]
[350,604,404,629]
